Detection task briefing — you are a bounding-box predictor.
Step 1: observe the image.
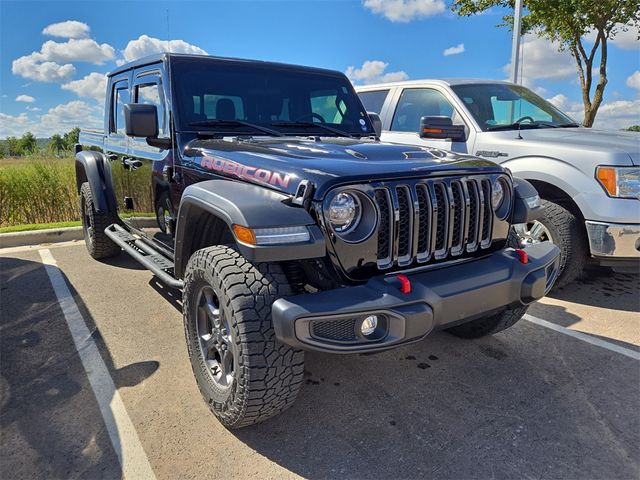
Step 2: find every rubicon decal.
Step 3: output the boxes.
[199,155,292,188]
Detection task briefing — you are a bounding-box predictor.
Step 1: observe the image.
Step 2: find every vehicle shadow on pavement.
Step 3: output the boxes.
[0,256,158,479]
[549,265,640,313]
[234,325,640,479]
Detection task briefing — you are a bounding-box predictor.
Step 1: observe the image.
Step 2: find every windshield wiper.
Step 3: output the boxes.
[187,119,283,137]
[271,121,357,138]
[559,122,580,128]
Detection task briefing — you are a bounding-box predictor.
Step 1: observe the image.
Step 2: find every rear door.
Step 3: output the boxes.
[105,73,132,225]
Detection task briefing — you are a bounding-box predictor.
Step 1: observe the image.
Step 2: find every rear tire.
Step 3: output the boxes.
[182,245,304,428]
[80,182,120,259]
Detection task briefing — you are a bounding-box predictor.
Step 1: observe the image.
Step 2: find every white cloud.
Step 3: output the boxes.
[345,60,409,85]
[363,0,445,22]
[0,112,35,138]
[26,106,41,112]
[122,35,207,62]
[16,95,35,103]
[0,101,102,138]
[592,99,640,129]
[42,20,90,39]
[504,34,575,88]
[12,37,114,82]
[563,97,640,129]
[62,72,107,102]
[585,23,640,50]
[40,38,115,64]
[610,24,640,50]
[626,71,640,90]
[443,43,465,57]
[12,54,75,82]
[547,93,569,110]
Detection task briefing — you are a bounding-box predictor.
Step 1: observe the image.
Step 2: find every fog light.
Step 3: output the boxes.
[361,315,378,336]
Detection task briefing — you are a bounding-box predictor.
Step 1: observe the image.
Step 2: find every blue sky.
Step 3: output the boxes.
[1,0,638,138]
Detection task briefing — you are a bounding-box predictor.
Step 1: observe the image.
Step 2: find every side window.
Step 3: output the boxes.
[358,89,389,114]
[391,88,454,133]
[111,84,130,135]
[136,81,165,135]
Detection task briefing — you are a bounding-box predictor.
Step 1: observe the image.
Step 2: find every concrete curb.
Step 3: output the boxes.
[0,217,158,249]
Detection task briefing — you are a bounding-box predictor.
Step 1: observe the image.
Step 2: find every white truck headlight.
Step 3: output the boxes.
[329,192,361,233]
[596,166,640,199]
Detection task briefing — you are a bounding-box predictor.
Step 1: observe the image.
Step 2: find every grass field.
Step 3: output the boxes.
[0,154,154,229]
[0,155,78,228]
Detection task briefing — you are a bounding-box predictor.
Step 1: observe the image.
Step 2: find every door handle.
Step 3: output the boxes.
[123,157,143,170]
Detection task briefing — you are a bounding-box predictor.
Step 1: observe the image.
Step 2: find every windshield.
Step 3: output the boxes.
[451,83,578,131]
[172,58,373,137]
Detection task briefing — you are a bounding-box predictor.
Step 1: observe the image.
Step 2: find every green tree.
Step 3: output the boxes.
[63,127,80,151]
[452,0,640,127]
[4,137,22,156]
[626,125,640,132]
[48,134,66,155]
[18,132,38,154]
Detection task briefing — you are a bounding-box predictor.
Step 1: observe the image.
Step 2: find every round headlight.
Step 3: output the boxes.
[491,179,504,210]
[329,192,361,233]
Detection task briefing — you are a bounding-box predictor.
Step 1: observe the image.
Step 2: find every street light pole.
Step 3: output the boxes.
[510,0,524,83]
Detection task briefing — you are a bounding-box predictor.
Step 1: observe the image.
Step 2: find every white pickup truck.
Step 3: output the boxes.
[357,80,640,286]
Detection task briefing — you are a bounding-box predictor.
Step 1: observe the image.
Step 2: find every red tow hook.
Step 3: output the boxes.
[515,248,529,264]
[396,274,412,294]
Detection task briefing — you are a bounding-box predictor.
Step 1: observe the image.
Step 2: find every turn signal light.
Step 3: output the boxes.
[232,225,257,245]
[596,167,617,196]
[422,128,443,134]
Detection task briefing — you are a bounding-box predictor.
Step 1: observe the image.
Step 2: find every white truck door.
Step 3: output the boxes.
[380,87,471,154]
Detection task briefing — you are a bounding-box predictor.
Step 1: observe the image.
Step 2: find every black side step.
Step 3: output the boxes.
[105,223,184,289]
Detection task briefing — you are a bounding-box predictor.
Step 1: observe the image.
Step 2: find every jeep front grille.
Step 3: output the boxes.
[374,177,494,269]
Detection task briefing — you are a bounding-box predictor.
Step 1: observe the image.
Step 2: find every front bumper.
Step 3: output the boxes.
[272,243,560,353]
[585,221,640,270]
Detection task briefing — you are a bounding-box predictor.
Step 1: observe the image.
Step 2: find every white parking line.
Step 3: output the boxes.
[38,249,156,480]
[523,313,640,361]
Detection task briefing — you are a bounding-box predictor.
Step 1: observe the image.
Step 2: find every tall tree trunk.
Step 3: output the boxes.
[572,29,608,128]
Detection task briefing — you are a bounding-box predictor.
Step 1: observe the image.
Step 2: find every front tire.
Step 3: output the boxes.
[514,199,587,287]
[80,182,120,260]
[182,246,304,428]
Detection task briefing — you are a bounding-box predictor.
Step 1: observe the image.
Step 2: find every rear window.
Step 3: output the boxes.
[358,90,389,114]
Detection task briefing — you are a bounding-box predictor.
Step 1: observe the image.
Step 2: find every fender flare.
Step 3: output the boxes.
[75,151,117,214]
[174,180,326,277]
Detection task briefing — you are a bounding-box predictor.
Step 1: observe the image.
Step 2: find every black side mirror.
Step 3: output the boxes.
[419,116,466,142]
[124,103,158,138]
[368,112,382,137]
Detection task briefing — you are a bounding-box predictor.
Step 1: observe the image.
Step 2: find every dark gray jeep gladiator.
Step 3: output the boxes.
[76,53,560,428]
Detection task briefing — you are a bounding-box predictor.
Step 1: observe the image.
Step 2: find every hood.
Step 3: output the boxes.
[482,128,640,165]
[181,136,503,198]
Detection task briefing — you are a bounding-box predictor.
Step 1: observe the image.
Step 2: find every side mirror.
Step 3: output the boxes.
[124,103,158,138]
[419,116,466,142]
[368,112,382,137]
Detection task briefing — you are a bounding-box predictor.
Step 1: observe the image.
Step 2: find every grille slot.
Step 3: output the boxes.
[312,318,358,342]
[373,176,497,269]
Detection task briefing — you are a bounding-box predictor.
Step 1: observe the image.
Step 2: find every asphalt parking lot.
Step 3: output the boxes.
[1,240,639,480]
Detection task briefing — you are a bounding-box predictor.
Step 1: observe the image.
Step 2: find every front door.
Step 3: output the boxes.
[381,87,470,154]
[126,68,173,245]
